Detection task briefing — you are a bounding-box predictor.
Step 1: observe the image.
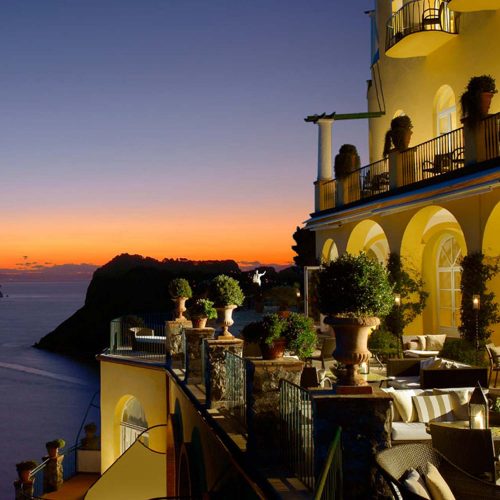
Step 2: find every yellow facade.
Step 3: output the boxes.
[308,2,500,343]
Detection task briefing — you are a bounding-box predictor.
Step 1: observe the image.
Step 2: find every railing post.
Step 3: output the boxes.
[335,179,345,207]
[184,327,215,384]
[246,358,304,458]
[310,392,392,498]
[205,338,244,409]
[166,320,191,361]
[388,150,403,189]
[463,119,487,166]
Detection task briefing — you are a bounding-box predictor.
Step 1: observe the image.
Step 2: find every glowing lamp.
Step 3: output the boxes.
[472,294,480,310]
[469,383,489,429]
[359,362,370,375]
[394,294,401,307]
[296,290,301,298]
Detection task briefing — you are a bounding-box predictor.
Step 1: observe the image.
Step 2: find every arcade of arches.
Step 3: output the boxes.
[316,200,500,343]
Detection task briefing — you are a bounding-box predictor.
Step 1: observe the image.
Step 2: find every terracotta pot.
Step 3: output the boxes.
[325,316,380,386]
[216,305,237,338]
[47,447,59,459]
[192,317,208,329]
[277,309,290,319]
[173,297,188,321]
[260,338,287,360]
[19,469,32,482]
[480,91,495,117]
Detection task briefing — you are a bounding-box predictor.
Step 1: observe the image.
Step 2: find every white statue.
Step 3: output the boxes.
[252,269,266,287]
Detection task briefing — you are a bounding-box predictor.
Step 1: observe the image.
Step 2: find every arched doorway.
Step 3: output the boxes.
[321,238,339,264]
[120,397,149,454]
[346,220,390,265]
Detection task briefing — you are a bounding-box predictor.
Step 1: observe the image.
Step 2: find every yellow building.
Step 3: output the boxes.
[307,1,500,342]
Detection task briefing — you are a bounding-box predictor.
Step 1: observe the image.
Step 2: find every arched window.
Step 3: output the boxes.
[435,85,457,136]
[437,235,462,335]
[120,397,149,454]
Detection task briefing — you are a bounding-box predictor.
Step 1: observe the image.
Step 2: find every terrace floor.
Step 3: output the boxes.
[42,473,99,499]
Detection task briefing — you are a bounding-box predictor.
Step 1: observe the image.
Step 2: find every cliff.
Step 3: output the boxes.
[35,254,242,358]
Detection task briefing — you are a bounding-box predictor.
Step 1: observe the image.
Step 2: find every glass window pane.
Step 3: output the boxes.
[440,291,452,308]
[440,309,452,327]
[439,272,451,289]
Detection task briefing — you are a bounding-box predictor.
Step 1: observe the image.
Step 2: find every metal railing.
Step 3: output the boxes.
[28,445,78,499]
[386,0,458,52]
[345,157,390,203]
[109,313,170,363]
[319,179,335,211]
[279,379,314,490]
[484,112,500,161]
[225,350,246,426]
[314,427,343,500]
[400,127,464,185]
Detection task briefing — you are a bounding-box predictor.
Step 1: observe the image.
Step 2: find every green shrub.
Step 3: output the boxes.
[284,312,317,359]
[461,74,497,124]
[189,298,217,319]
[210,275,245,307]
[317,253,394,319]
[368,328,399,351]
[440,338,487,367]
[168,278,192,299]
[46,439,66,450]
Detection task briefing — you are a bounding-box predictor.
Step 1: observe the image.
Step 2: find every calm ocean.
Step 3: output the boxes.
[0,281,99,497]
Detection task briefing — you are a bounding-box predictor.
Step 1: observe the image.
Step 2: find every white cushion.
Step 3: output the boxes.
[433,388,474,420]
[412,394,455,423]
[391,422,432,441]
[426,334,447,352]
[389,389,420,422]
[425,462,456,500]
[404,468,431,499]
[416,335,427,350]
[404,350,440,358]
[388,376,421,390]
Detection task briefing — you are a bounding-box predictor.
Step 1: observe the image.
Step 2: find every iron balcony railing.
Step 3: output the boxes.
[225,350,247,427]
[279,379,314,490]
[109,313,171,363]
[319,179,335,211]
[345,157,390,204]
[400,127,464,185]
[386,0,458,52]
[484,112,500,162]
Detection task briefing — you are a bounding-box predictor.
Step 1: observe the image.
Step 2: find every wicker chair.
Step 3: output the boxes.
[486,344,500,388]
[376,443,500,499]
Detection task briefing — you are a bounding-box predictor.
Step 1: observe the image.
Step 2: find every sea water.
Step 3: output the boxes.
[0,282,99,497]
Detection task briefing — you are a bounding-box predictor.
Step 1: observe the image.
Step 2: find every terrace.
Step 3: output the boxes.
[314,112,500,215]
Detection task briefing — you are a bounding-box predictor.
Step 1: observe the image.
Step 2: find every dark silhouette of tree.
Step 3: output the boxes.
[292,227,318,268]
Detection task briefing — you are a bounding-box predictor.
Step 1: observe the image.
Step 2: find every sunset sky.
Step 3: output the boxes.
[1,0,373,271]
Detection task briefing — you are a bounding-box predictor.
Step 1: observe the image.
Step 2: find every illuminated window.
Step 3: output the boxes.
[120,397,149,454]
[435,85,457,136]
[437,236,462,334]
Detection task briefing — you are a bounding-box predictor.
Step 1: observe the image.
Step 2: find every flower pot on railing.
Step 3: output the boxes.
[43,439,65,493]
[14,461,37,500]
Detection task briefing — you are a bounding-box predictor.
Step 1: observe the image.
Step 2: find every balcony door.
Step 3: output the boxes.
[120,397,149,454]
[436,235,462,336]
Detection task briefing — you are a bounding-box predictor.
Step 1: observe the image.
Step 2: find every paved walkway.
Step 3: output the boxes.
[42,474,99,499]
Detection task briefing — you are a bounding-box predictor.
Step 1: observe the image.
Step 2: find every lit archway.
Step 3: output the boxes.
[346,220,390,265]
[482,201,500,343]
[321,238,339,264]
[401,206,466,335]
[118,396,149,454]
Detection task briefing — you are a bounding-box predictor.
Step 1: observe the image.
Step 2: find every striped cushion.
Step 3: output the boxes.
[412,394,454,423]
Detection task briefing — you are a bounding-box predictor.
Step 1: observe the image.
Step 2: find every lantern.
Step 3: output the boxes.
[472,294,480,310]
[394,294,401,307]
[469,383,489,429]
[359,361,370,375]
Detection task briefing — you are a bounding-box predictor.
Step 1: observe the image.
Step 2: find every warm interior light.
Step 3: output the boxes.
[469,384,489,429]
[394,294,401,307]
[472,294,480,310]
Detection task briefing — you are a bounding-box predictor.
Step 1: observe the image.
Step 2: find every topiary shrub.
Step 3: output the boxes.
[210,275,245,307]
[383,115,413,156]
[334,144,361,179]
[283,312,317,359]
[368,328,400,351]
[460,74,497,125]
[317,253,394,319]
[46,439,66,450]
[168,278,193,299]
[440,338,487,367]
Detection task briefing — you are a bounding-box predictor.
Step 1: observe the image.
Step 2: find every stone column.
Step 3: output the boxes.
[246,358,304,456]
[315,118,334,212]
[42,455,64,493]
[463,119,486,166]
[166,320,192,360]
[205,338,244,408]
[184,327,215,384]
[311,391,392,499]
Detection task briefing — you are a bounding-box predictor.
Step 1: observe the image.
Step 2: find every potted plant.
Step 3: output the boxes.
[317,253,394,385]
[14,460,37,498]
[188,298,217,328]
[460,75,497,125]
[241,312,317,360]
[45,439,65,459]
[242,314,287,359]
[383,115,413,156]
[334,144,361,179]
[168,278,193,321]
[210,275,245,338]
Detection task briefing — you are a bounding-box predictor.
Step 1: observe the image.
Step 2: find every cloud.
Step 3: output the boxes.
[0,263,99,282]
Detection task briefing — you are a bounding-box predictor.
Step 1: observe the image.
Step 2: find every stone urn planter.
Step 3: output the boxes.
[325,316,380,386]
[460,75,497,125]
[192,316,208,328]
[216,305,237,338]
[173,297,188,321]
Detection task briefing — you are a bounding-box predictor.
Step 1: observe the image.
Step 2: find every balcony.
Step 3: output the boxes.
[448,0,500,12]
[386,0,459,58]
[314,112,500,214]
